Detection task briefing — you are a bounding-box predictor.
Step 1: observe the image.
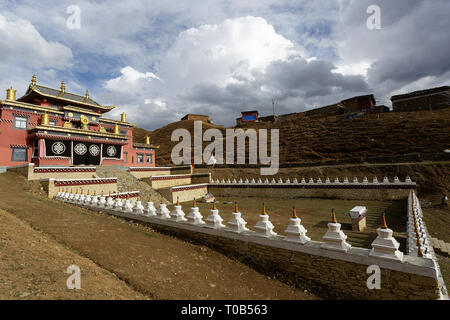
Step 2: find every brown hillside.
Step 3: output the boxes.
[133,120,227,165]
[134,109,450,166]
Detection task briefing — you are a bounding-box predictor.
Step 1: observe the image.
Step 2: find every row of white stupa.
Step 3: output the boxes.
[54,189,406,262]
[408,191,432,258]
[212,176,414,185]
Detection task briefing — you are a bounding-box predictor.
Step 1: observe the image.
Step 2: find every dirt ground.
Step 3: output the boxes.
[0,209,147,300]
[0,172,317,300]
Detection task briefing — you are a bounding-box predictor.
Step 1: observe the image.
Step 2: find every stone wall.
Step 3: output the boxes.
[72,204,442,299]
[8,163,97,181]
[171,184,208,203]
[44,177,118,199]
[209,177,416,200]
[129,165,192,179]
[149,175,192,189]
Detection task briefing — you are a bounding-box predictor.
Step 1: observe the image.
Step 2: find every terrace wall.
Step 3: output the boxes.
[74,203,444,300]
[8,163,96,180]
[208,177,416,201]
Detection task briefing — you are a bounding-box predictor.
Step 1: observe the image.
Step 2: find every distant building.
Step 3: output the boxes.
[236,110,259,126]
[341,94,376,112]
[391,86,450,112]
[181,114,212,123]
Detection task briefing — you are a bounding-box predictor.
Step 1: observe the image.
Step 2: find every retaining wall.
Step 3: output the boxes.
[44,177,118,199]
[209,177,416,200]
[8,163,96,180]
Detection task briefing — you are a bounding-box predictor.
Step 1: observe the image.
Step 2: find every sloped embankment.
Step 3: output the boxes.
[94,166,167,203]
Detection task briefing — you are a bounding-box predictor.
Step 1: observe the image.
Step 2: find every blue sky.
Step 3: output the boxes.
[0,0,449,129]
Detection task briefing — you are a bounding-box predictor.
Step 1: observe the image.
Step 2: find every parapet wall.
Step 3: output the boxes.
[209,177,416,200]
[44,177,118,198]
[171,184,209,203]
[129,165,192,179]
[56,187,448,299]
[75,204,442,299]
[8,163,96,181]
[148,173,211,190]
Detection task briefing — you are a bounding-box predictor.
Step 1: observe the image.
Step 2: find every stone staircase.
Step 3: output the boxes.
[431,238,450,257]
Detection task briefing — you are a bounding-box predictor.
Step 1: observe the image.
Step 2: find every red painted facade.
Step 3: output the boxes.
[0,77,156,168]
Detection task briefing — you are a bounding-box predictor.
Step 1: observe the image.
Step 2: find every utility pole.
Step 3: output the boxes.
[272,98,276,116]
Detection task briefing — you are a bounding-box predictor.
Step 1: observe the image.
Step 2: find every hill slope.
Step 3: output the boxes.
[134,109,450,166]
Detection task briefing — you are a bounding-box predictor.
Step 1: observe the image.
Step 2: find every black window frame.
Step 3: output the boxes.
[11,147,28,162]
[145,153,153,163]
[32,140,39,158]
[137,153,144,163]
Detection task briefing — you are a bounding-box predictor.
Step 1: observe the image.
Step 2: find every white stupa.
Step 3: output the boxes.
[144,199,157,217]
[83,190,92,207]
[226,202,249,234]
[369,214,403,261]
[284,207,310,244]
[186,199,205,225]
[156,200,171,219]
[321,209,351,252]
[170,197,187,222]
[123,198,133,213]
[132,197,145,215]
[89,192,99,207]
[113,197,124,211]
[253,203,277,238]
[98,192,107,209]
[204,201,225,229]
[105,193,115,210]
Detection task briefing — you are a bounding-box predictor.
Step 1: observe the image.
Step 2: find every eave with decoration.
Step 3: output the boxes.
[0,75,156,168]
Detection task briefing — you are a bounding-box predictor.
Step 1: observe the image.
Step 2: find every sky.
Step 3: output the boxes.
[0,0,449,129]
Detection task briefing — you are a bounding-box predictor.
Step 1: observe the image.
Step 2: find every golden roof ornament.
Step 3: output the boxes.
[60,81,66,93]
[121,112,127,122]
[234,201,239,213]
[292,206,298,219]
[31,74,37,85]
[6,87,16,101]
[85,89,89,99]
[145,136,150,145]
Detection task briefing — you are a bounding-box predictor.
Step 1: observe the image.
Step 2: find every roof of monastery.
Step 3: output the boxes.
[391,85,450,101]
[18,75,114,112]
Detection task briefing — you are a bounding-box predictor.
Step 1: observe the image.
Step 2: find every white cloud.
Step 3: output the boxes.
[105,66,161,95]
[0,14,72,69]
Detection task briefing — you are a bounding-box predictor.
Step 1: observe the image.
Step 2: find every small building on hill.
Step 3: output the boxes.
[391,86,450,112]
[341,94,376,112]
[181,114,212,123]
[236,110,259,126]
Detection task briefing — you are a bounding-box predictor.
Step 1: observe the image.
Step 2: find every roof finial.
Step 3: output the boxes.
[292,206,298,219]
[262,202,267,215]
[176,197,180,206]
[234,201,239,213]
[381,212,388,229]
[85,89,89,98]
[212,200,217,210]
[193,198,197,207]
[60,81,66,93]
[331,208,337,223]
[31,74,36,85]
